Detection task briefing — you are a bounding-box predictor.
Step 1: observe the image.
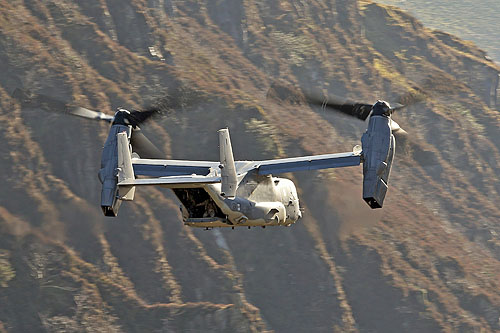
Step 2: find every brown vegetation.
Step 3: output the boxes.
[0,0,499,331]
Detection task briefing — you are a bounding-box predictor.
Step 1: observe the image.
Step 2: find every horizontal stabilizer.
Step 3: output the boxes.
[132,158,219,177]
[130,151,362,178]
[118,175,220,187]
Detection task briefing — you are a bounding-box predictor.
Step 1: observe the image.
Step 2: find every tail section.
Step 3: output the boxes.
[218,128,237,198]
[116,131,136,201]
[99,124,131,216]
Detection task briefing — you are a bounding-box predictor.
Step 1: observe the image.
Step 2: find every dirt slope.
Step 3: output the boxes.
[0,0,499,332]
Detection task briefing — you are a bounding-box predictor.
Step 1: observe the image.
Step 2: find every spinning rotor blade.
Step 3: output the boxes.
[13,88,166,158]
[130,127,164,159]
[68,106,114,122]
[305,94,373,121]
[113,109,164,158]
[12,88,114,122]
[390,118,406,135]
[392,128,437,166]
[304,92,422,120]
[301,81,432,120]
[390,119,410,144]
[126,109,160,127]
[389,119,437,166]
[267,82,437,166]
[266,82,374,120]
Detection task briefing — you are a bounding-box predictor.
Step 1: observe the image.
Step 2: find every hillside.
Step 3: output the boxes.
[1,0,500,332]
[376,0,500,63]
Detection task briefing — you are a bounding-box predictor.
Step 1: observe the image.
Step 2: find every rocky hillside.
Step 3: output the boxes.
[376,0,500,63]
[1,0,500,332]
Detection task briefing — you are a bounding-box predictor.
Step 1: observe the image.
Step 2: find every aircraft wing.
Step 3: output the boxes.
[240,151,361,175]
[132,158,220,177]
[118,175,220,187]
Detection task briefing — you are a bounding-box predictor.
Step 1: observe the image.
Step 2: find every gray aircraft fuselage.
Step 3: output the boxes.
[162,173,301,228]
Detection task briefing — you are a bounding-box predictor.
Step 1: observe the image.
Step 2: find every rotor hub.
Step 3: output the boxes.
[371,100,391,117]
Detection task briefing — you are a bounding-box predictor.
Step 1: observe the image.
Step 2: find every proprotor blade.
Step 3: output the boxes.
[306,94,373,121]
[390,119,437,166]
[389,118,406,135]
[125,109,160,127]
[130,127,164,159]
[266,81,373,120]
[68,106,114,122]
[12,88,113,122]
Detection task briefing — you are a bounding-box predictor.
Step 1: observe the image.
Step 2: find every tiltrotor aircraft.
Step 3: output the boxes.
[14,89,404,229]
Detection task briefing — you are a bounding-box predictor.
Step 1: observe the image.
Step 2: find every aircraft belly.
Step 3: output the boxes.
[185,217,282,228]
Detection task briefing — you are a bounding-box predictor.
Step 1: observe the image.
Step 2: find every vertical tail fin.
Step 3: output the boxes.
[100,124,130,216]
[218,128,237,198]
[117,132,136,201]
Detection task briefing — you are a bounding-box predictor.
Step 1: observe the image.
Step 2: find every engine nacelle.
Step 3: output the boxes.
[98,124,131,216]
[361,115,395,209]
